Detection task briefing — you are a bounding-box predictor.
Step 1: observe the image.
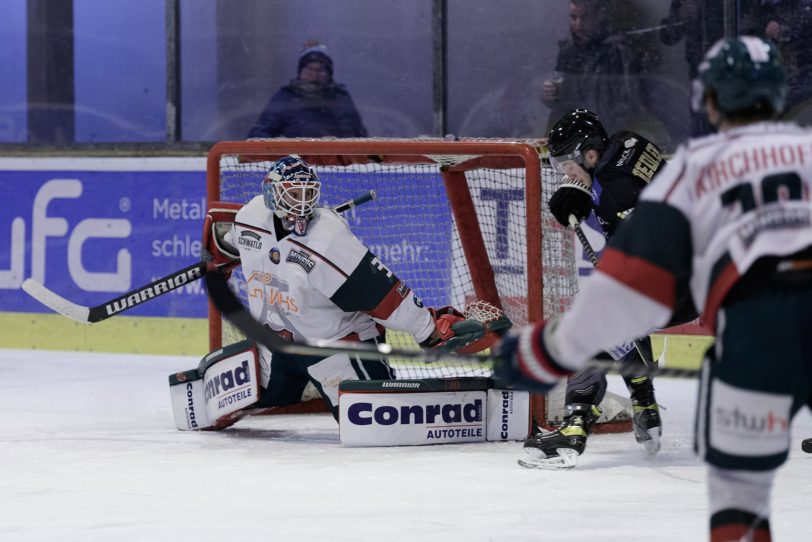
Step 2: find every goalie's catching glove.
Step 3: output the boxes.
[420,306,486,352]
[455,300,513,354]
[548,179,593,227]
[492,320,575,393]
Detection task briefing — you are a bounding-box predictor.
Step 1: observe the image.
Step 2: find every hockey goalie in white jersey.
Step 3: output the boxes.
[169,155,508,430]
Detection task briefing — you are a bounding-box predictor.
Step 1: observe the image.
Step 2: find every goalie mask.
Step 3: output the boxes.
[548,109,608,175]
[262,155,321,236]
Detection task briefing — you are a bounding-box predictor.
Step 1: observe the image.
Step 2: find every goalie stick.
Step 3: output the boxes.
[21,190,377,324]
[204,265,701,378]
[568,214,656,368]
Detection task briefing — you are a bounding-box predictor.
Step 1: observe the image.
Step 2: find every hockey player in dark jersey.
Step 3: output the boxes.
[520,109,682,469]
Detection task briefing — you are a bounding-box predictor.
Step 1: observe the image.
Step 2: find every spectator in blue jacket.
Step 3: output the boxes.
[248,41,367,138]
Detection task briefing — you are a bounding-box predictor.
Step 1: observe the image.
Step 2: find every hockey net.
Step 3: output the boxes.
[207,138,630,431]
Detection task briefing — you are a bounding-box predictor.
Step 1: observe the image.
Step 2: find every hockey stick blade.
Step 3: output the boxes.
[204,267,494,364]
[23,262,207,323]
[22,278,91,323]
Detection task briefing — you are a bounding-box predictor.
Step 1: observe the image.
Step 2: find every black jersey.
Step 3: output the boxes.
[592,130,664,237]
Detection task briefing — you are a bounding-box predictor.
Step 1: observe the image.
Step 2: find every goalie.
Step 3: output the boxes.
[169,155,507,430]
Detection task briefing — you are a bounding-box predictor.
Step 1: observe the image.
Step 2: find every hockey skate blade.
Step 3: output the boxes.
[640,427,662,456]
[518,447,579,470]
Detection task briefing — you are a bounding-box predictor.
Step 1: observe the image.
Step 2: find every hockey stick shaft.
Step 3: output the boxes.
[22,191,377,324]
[204,266,700,378]
[334,189,375,212]
[569,214,655,368]
[569,214,600,267]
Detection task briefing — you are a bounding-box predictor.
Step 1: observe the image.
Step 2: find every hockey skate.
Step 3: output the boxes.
[628,376,661,456]
[518,404,600,470]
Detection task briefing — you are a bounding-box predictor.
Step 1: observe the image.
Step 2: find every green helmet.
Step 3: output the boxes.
[692,36,787,115]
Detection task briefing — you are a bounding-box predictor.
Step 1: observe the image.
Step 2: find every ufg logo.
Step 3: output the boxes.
[0,178,132,291]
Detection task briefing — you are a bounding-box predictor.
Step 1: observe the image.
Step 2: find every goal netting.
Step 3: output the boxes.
[206,138,630,430]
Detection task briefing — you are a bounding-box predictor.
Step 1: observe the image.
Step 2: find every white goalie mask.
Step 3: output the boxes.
[262,155,321,236]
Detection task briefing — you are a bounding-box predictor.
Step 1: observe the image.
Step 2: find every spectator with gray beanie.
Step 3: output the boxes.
[248,40,367,138]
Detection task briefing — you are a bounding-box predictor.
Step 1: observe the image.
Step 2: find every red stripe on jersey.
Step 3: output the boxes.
[703,261,740,331]
[600,248,676,309]
[711,524,770,542]
[518,325,571,382]
[366,282,408,320]
[235,221,273,236]
[288,239,348,278]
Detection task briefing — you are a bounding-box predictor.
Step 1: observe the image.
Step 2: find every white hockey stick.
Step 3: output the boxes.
[22,191,377,324]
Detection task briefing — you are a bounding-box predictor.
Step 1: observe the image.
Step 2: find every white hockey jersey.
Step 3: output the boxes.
[548,121,812,370]
[224,196,435,346]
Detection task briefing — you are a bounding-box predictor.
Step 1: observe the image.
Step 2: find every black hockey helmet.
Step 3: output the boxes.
[548,109,608,173]
[692,36,787,115]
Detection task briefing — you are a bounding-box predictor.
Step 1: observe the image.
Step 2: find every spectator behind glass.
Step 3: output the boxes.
[659,0,724,136]
[542,0,648,135]
[741,1,812,116]
[248,41,368,138]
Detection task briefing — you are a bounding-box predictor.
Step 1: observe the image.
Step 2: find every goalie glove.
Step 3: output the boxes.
[202,202,242,277]
[420,306,486,352]
[455,300,513,354]
[492,320,575,393]
[548,179,593,227]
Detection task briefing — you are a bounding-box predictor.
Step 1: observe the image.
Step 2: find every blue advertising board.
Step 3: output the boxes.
[1,159,454,319]
[1,166,209,317]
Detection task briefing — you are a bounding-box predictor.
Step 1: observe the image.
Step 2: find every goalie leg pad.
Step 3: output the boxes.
[198,340,261,429]
[169,369,212,431]
[168,340,261,431]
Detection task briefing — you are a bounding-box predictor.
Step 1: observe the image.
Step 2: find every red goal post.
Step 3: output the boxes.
[205,138,629,431]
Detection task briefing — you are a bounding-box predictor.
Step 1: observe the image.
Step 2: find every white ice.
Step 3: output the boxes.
[1,348,810,542]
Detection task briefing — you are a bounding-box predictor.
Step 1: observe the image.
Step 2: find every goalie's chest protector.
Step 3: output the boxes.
[229,197,380,343]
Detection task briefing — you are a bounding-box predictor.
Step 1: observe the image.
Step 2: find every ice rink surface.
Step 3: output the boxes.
[1,348,810,542]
